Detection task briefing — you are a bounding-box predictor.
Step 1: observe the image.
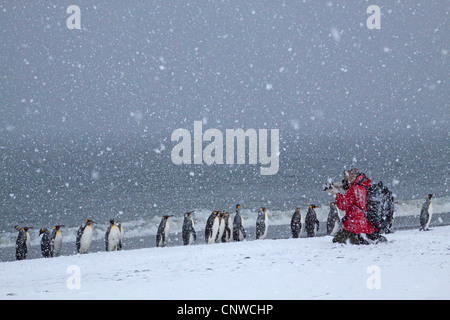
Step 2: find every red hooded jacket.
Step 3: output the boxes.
[335,174,377,234]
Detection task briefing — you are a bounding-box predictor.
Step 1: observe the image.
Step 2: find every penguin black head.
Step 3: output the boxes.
[295,207,301,212]
[39,228,47,236]
[310,205,319,209]
[236,204,240,209]
[85,219,95,225]
[109,219,115,225]
[427,194,434,200]
[163,215,173,220]
[185,211,194,217]
[53,225,64,230]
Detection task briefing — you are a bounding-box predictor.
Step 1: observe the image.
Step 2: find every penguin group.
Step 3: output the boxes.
[289,205,321,239]
[10,194,435,261]
[153,205,272,246]
[39,225,64,258]
[13,218,124,260]
[204,211,232,243]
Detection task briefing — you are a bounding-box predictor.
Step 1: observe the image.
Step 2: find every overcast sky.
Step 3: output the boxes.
[0,1,448,142]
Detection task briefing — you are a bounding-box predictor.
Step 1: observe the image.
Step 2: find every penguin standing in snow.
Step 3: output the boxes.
[305,205,320,237]
[233,204,246,242]
[50,225,64,257]
[15,226,33,261]
[39,228,52,258]
[117,221,124,250]
[256,207,269,240]
[326,202,342,236]
[182,211,196,245]
[220,212,233,243]
[105,219,121,251]
[76,219,95,254]
[290,208,302,238]
[205,211,220,244]
[419,194,434,231]
[156,215,173,247]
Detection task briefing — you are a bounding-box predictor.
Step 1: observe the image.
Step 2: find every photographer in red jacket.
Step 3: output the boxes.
[327,168,384,244]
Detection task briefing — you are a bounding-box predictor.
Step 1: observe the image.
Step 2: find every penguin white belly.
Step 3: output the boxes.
[330,220,340,236]
[238,216,245,240]
[188,218,195,244]
[217,218,225,242]
[79,225,93,253]
[53,231,63,257]
[227,217,233,242]
[425,203,433,229]
[26,232,30,252]
[337,208,344,220]
[164,220,170,243]
[107,225,121,251]
[208,218,220,244]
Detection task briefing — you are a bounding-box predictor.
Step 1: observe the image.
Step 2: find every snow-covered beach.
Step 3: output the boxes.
[1,225,448,300]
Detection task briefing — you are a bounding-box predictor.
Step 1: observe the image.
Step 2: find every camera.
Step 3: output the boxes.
[323,179,349,191]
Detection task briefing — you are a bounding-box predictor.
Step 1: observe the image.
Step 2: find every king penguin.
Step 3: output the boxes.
[117,221,124,250]
[326,202,342,236]
[156,215,173,247]
[233,204,246,242]
[419,194,435,231]
[50,225,64,257]
[305,205,320,237]
[39,228,52,258]
[256,207,269,240]
[182,211,196,245]
[105,219,121,251]
[15,226,33,261]
[220,212,233,243]
[205,211,220,244]
[290,208,302,238]
[76,219,95,254]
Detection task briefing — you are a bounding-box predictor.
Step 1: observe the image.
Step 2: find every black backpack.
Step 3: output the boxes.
[356,178,393,232]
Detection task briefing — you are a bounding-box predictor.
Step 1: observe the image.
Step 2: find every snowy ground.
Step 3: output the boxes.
[0,226,448,300]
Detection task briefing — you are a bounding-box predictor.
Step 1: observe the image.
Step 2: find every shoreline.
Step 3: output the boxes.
[1,212,449,263]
